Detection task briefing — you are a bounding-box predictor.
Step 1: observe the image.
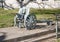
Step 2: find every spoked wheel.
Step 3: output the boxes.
[16,17,24,28]
[14,14,24,28]
[16,19,21,28]
[25,14,37,30]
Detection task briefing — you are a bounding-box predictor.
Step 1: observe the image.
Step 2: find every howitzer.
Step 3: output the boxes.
[14,0,37,30]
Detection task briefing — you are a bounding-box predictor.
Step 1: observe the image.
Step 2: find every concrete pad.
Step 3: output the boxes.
[0,27,55,41]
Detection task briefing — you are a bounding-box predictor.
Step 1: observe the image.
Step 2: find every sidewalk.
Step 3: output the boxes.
[0,26,55,41]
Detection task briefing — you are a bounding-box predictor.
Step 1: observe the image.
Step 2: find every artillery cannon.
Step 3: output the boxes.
[14,0,53,30]
[14,0,37,30]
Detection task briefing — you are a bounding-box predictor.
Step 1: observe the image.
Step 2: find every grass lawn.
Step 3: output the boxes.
[58,38,60,42]
[0,8,60,28]
[0,8,18,28]
[35,14,55,20]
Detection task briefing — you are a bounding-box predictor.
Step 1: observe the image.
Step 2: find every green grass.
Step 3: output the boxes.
[58,38,60,42]
[0,8,60,28]
[0,8,18,28]
[35,14,55,20]
[30,8,60,14]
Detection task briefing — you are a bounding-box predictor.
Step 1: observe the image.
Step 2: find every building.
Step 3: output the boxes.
[4,0,60,9]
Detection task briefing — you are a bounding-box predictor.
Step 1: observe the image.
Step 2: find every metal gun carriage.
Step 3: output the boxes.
[14,0,53,30]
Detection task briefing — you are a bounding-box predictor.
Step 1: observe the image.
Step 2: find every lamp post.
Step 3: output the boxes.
[56,15,58,42]
[56,14,59,42]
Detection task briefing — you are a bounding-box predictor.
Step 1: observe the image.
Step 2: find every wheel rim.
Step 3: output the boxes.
[26,15,36,29]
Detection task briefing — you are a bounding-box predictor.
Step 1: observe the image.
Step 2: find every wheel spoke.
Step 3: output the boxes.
[25,15,37,30]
